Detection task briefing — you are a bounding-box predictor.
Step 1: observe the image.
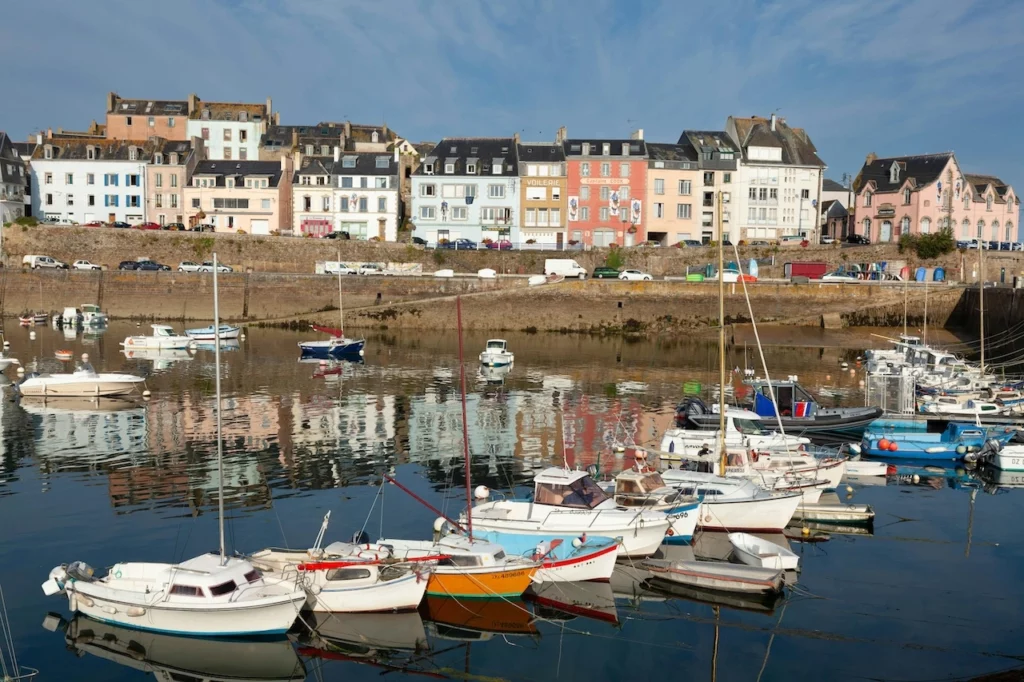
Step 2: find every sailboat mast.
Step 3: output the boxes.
[213,252,226,564]
[717,191,727,474]
[456,296,473,540]
[337,247,344,333]
[923,277,928,346]
[979,244,985,374]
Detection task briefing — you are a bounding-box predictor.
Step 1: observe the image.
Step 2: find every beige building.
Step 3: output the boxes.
[184,157,293,234]
[644,142,702,245]
[144,137,203,226]
[105,92,191,142]
[517,139,567,248]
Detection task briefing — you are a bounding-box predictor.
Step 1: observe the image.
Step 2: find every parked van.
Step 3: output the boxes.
[22,255,68,270]
[544,258,587,279]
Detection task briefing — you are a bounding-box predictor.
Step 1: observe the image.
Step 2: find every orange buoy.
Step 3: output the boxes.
[888,441,899,452]
[878,438,891,451]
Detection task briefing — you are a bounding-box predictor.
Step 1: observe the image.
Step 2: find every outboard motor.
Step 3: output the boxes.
[675,396,711,427]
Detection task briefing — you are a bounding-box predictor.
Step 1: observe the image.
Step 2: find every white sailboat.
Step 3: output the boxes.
[41,253,306,637]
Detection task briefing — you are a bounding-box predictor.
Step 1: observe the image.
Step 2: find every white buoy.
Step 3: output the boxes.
[359,349,365,356]
[845,485,854,494]
[29,331,36,340]
[912,474,921,484]
[474,485,490,499]
[16,366,24,375]
[840,361,849,368]
[2,340,9,348]
[432,517,446,532]
[858,379,865,388]
[81,353,89,362]
[615,445,625,453]
[142,390,151,398]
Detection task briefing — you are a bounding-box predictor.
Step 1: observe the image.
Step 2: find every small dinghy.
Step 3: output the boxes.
[185,324,241,341]
[728,532,800,571]
[54,350,74,362]
[643,558,783,595]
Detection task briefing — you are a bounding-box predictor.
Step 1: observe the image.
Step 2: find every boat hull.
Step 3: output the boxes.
[425,565,535,599]
[20,375,145,398]
[728,532,800,571]
[469,530,617,582]
[299,339,365,358]
[186,326,241,341]
[643,558,783,594]
[309,571,427,613]
[696,494,802,533]
[122,337,193,350]
[991,451,1024,471]
[768,407,884,438]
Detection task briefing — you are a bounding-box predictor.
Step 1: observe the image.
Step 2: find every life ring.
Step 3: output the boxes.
[782,409,792,417]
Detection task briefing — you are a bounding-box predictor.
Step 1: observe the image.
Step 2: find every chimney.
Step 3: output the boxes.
[281,155,290,172]
[344,121,352,138]
[382,123,389,139]
[394,146,399,162]
[107,91,117,113]
[513,132,520,144]
[770,113,777,132]
[37,133,44,145]
[555,126,567,144]
[333,145,340,163]
[273,112,280,126]
[188,93,199,116]
[47,128,53,140]
[265,96,272,118]
[630,128,644,141]
[291,129,298,150]
[865,152,878,165]
[339,133,347,151]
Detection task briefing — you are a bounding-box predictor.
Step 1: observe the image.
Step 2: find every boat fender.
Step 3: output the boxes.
[125,607,145,617]
[665,527,675,536]
[309,583,322,595]
[68,595,77,611]
[751,451,759,462]
[78,595,94,608]
[102,606,116,615]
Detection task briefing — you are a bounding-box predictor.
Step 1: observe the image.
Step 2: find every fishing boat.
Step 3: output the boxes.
[598,458,701,542]
[19,364,146,398]
[479,339,514,367]
[919,396,1003,417]
[121,324,194,350]
[299,254,365,358]
[47,614,307,681]
[33,312,49,324]
[744,377,883,438]
[728,532,800,571]
[469,467,671,557]
[455,526,620,582]
[861,420,1016,460]
[665,399,810,458]
[185,324,241,341]
[656,469,802,533]
[250,512,430,613]
[975,439,1024,472]
[643,558,784,595]
[40,253,307,637]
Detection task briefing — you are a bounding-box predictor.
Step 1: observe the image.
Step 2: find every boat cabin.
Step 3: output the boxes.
[111,554,266,603]
[748,379,818,419]
[151,324,178,337]
[533,467,612,510]
[613,468,691,508]
[484,339,508,353]
[675,398,774,435]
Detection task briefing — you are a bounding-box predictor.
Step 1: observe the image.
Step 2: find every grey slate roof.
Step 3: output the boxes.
[964,173,1012,202]
[260,124,342,151]
[678,130,739,154]
[563,138,646,157]
[516,142,565,163]
[11,141,38,158]
[109,97,188,116]
[854,153,952,194]
[294,153,399,181]
[646,141,698,164]
[822,178,848,192]
[729,116,825,167]
[33,137,161,161]
[192,160,284,187]
[416,138,518,177]
[0,133,26,184]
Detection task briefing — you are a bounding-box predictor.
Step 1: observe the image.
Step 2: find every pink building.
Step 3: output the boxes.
[851,153,1019,244]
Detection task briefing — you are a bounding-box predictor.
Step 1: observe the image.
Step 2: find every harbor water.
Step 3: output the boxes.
[0,323,1021,681]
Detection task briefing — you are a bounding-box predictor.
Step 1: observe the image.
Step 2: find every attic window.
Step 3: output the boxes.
[371,131,379,143]
[470,147,478,155]
[622,143,630,156]
[987,195,993,211]
[86,146,95,160]
[305,145,314,156]
[570,144,581,153]
[445,162,455,174]
[450,146,457,154]
[169,153,178,165]
[129,147,139,161]
[238,111,248,122]
[320,145,330,156]
[154,153,163,165]
[226,177,235,188]
[375,156,389,168]
[467,162,477,174]
[423,162,434,175]
[342,156,356,168]
[201,109,210,120]
[889,161,900,184]
[602,143,611,155]
[44,145,53,159]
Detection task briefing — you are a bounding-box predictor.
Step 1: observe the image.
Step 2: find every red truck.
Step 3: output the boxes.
[784,262,829,279]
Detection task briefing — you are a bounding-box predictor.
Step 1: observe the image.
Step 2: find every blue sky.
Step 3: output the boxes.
[1,0,1021,213]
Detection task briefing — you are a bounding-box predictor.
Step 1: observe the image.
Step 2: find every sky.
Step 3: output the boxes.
[1,0,1021,217]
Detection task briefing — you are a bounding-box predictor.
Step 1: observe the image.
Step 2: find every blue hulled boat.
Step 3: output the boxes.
[861,420,1016,460]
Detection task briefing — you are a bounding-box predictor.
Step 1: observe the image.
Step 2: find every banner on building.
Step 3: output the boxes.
[630,199,642,224]
[568,196,579,221]
[609,190,620,214]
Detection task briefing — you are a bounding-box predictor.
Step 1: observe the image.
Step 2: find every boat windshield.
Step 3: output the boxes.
[535,476,610,509]
[486,341,506,350]
[734,418,768,435]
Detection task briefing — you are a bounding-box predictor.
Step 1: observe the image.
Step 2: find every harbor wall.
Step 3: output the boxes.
[954,287,1024,358]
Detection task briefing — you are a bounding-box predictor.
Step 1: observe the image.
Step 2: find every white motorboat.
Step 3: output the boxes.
[728,532,800,571]
[660,406,810,460]
[460,527,620,582]
[643,557,784,595]
[479,339,514,367]
[469,467,670,557]
[976,439,1024,472]
[122,325,194,350]
[657,469,802,532]
[844,459,891,477]
[185,324,241,341]
[919,396,1003,417]
[0,355,21,372]
[599,461,701,542]
[81,304,109,327]
[250,512,429,613]
[41,252,307,638]
[19,365,146,397]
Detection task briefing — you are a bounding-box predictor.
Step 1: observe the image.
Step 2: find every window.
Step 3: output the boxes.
[991,220,1000,240]
[62,172,73,185]
[223,129,232,142]
[66,193,73,207]
[987,195,993,211]
[129,147,138,161]
[170,194,178,208]
[451,205,467,220]
[964,193,971,209]
[128,174,141,187]
[724,172,732,184]
[487,184,505,199]
[171,174,178,188]
[86,146,95,160]
[359,197,368,212]
[322,196,331,211]
[526,186,546,201]
[620,186,630,200]
[378,196,387,212]
[375,177,388,189]
[226,178,235,189]
[903,188,911,205]
[580,162,590,177]
[703,212,714,227]
[359,177,368,189]
[537,208,549,226]
[127,195,141,207]
[977,220,984,237]
[341,177,353,189]
[44,193,53,206]
[326,568,372,581]
[759,188,768,201]
[155,173,163,188]
[551,208,561,225]
[600,162,610,177]
[420,205,435,220]
[169,584,202,597]
[962,218,970,236]
[703,192,714,207]
[444,163,455,174]
[223,147,232,160]
[1007,223,1014,241]
[654,178,664,195]
[679,180,691,195]
[167,116,175,128]
[421,184,436,197]
[305,145,314,156]
[155,193,163,208]
[552,186,561,200]
[153,153,163,166]
[209,580,237,596]
[316,176,328,186]
[920,217,931,234]
[525,208,536,226]
[147,116,155,127]
[599,207,609,221]
[677,203,691,219]
[864,192,872,207]
[201,127,210,140]
[239,148,247,160]
[580,186,590,200]
[620,163,630,178]
[239,130,247,142]
[580,206,590,221]
[44,146,53,159]
[212,198,249,209]
[902,216,911,235]
[703,172,714,186]
[654,202,664,218]
[423,162,434,175]
[492,162,503,176]
[192,198,201,209]
[44,172,52,184]
[600,186,610,201]
[801,189,810,199]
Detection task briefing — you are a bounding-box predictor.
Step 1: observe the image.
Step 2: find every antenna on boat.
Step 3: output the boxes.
[213,252,226,565]
[456,296,473,541]
[313,511,331,553]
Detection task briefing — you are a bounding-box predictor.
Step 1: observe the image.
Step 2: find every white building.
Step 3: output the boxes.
[293,147,400,240]
[187,96,271,162]
[30,138,152,225]
[725,114,826,241]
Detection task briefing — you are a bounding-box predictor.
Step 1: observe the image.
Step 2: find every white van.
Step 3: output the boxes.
[23,255,68,270]
[544,258,587,279]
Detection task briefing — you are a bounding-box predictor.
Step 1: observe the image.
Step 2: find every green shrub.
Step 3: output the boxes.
[605,247,625,269]
[14,216,38,227]
[899,228,955,260]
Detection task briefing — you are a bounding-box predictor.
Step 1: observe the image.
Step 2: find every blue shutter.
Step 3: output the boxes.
[113,175,119,186]
[104,174,109,186]
[113,196,118,207]
[104,195,109,207]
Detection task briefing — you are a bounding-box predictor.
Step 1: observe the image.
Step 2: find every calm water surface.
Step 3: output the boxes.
[0,323,1021,681]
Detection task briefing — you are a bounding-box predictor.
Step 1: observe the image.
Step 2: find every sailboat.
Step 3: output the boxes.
[41,253,306,637]
[380,297,540,599]
[298,249,365,358]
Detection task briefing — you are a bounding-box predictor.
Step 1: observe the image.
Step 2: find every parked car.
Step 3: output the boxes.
[591,267,622,279]
[778,235,807,246]
[618,269,653,281]
[1013,242,1024,252]
[72,260,101,271]
[956,240,971,249]
[358,263,387,276]
[485,239,513,250]
[136,260,171,271]
[674,239,703,248]
[178,261,203,272]
[820,270,860,283]
[846,233,870,245]
[22,254,68,270]
[110,221,131,229]
[820,235,836,245]
[325,262,358,275]
[748,240,772,246]
[163,222,186,231]
[134,222,161,230]
[438,238,477,250]
[411,236,428,246]
[118,260,140,270]
[82,221,104,228]
[195,223,215,232]
[324,230,350,240]
[199,261,233,273]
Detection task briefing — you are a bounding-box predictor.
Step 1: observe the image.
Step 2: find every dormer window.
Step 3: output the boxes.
[86,146,96,160]
[375,156,389,168]
[602,143,611,155]
[445,163,455,174]
[371,131,379,143]
[44,145,53,160]
[987,195,993,211]
[239,111,248,122]
[467,162,477,174]
[305,145,314,156]
[226,177,235,188]
[889,161,900,184]
[169,153,178,165]
[320,145,329,156]
[581,143,590,155]
[129,147,138,161]
[201,109,210,120]
[423,162,434,175]
[342,156,356,168]
[622,143,629,156]
[300,176,310,185]
[903,188,911,205]
[154,153,163,165]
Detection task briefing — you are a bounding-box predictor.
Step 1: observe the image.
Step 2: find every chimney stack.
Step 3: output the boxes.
[513,132,520,144]
[770,113,777,132]
[333,145,340,163]
[188,93,199,116]
[865,152,878,165]
[394,146,399,162]
[291,129,298,150]
[344,121,352,138]
[555,126,567,144]
[382,123,388,139]
[630,128,644,141]
[265,97,272,118]
[273,112,280,125]
[47,128,53,139]
[107,92,117,113]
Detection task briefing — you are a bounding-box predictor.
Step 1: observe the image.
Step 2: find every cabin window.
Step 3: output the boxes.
[208,580,237,596]
[326,568,372,581]
[169,584,203,597]
[619,480,642,494]
[534,476,610,509]
[440,555,482,568]
[493,550,506,561]
[243,569,261,583]
[733,417,768,435]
